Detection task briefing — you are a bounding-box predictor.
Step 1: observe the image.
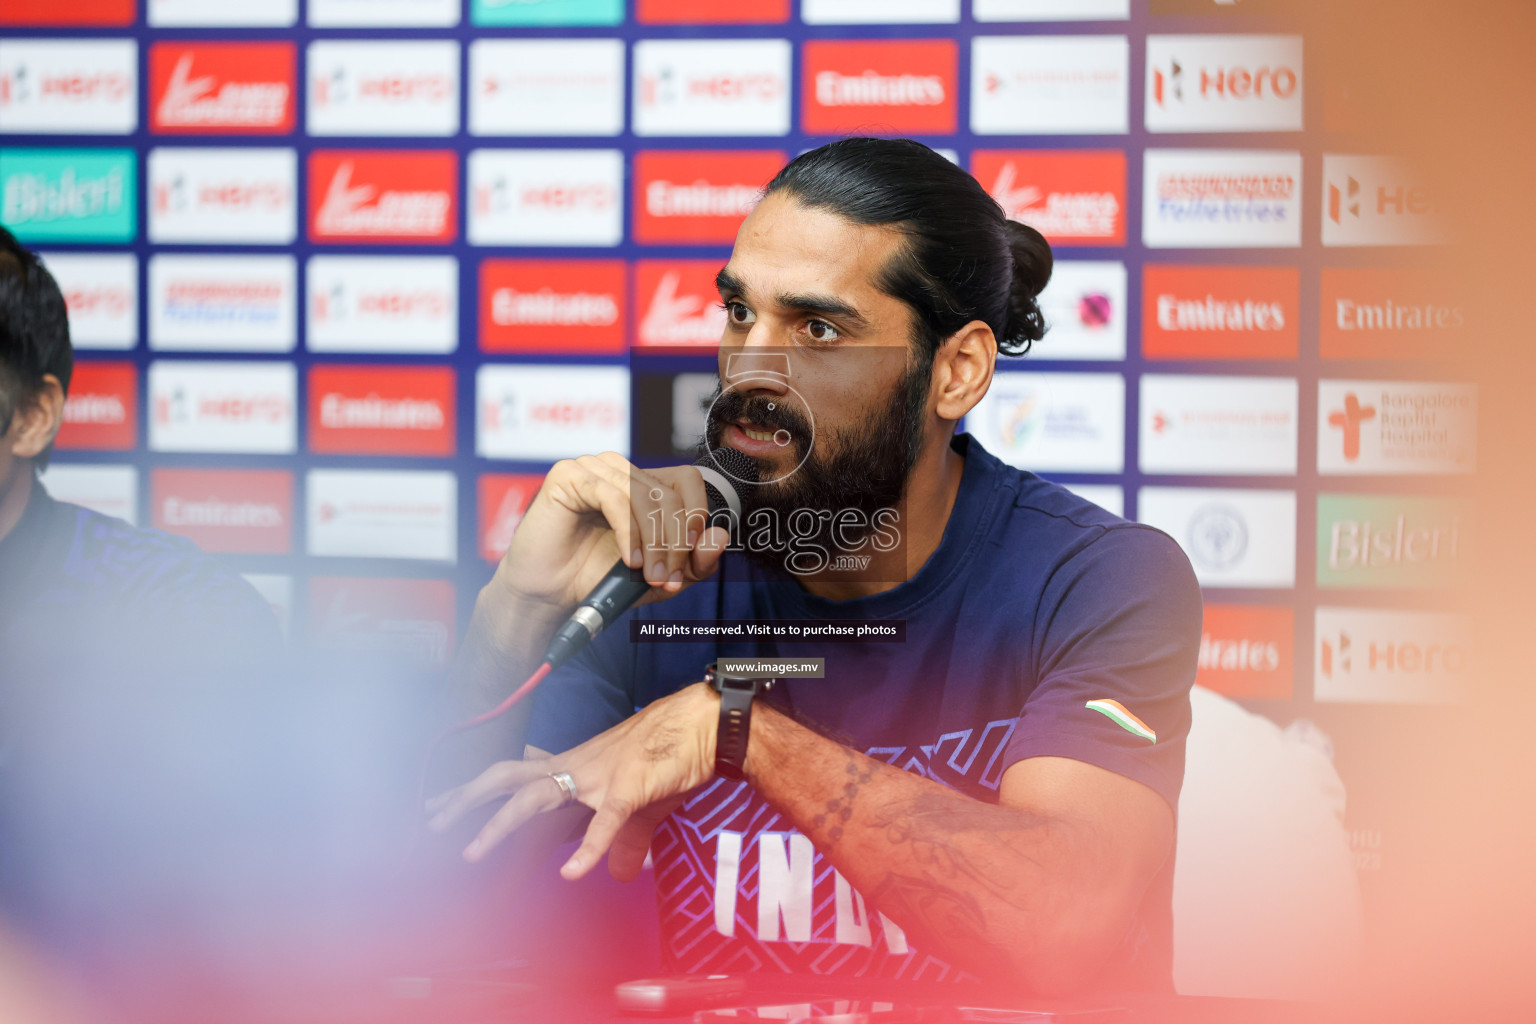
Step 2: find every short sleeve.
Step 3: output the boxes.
[525,612,637,755]
[1001,525,1202,812]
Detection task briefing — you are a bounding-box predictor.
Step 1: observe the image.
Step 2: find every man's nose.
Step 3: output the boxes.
[722,347,791,397]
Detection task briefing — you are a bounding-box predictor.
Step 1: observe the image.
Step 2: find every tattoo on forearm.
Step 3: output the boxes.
[809,755,876,852]
[870,872,1010,973]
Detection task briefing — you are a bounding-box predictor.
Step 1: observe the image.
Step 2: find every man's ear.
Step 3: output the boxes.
[930,320,997,423]
[8,374,65,460]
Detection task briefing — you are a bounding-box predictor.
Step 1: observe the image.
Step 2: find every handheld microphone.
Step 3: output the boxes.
[542,448,759,671]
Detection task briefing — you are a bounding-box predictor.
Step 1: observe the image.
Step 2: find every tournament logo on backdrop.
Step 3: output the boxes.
[0,39,136,135]
[1142,265,1299,359]
[150,42,295,134]
[1138,486,1297,588]
[55,361,137,452]
[307,40,459,137]
[971,150,1125,246]
[148,147,297,245]
[38,251,137,350]
[148,360,297,454]
[480,259,625,354]
[309,150,457,244]
[478,473,546,563]
[469,39,624,137]
[1142,149,1301,248]
[634,260,728,348]
[151,468,294,555]
[970,35,1128,136]
[1317,494,1470,590]
[1139,374,1298,476]
[37,464,138,525]
[1319,268,1463,360]
[1028,260,1126,361]
[967,371,1125,473]
[1145,34,1303,133]
[1317,379,1476,475]
[802,40,957,135]
[1322,155,1441,247]
[307,577,457,667]
[0,147,135,243]
[148,0,298,26]
[306,469,457,562]
[477,364,629,461]
[1197,603,1293,700]
[148,254,297,352]
[1315,606,1469,704]
[1,0,135,25]
[308,365,457,457]
[634,39,791,137]
[634,150,785,245]
[309,0,461,27]
[468,148,623,246]
[308,255,458,354]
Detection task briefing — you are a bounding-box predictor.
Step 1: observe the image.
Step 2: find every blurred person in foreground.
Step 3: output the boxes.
[431,139,1202,998]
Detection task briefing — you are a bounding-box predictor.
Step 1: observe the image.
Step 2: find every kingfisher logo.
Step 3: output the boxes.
[148,147,296,244]
[1143,149,1301,248]
[802,40,956,135]
[468,149,622,247]
[2,0,135,24]
[309,151,457,243]
[1142,265,1299,359]
[39,252,137,349]
[55,361,137,451]
[480,259,625,354]
[635,260,728,348]
[151,469,293,555]
[635,151,785,245]
[1322,156,1440,247]
[972,150,1125,246]
[1314,607,1468,703]
[1146,35,1302,132]
[307,41,459,136]
[477,364,628,461]
[148,361,297,454]
[478,473,545,562]
[149,254,296,352]
[0,39,136,135]
[633,39,790,137]
[309,365,456,457]
[150,43,294,134]
[308,256,458,354]
[0,148,135,243]
[1320,268,1463,360]
[1196,603,1293,700]
[1318,380,1476,475]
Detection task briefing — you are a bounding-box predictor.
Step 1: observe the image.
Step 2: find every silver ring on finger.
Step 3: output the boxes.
[547,771,579,808]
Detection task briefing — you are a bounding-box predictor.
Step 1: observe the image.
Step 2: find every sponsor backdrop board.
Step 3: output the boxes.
[1,0,1464,926]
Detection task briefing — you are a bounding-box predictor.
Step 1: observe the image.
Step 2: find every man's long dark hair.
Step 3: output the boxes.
[0,226,72,469]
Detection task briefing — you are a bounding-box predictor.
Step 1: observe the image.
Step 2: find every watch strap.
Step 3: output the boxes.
[714,680,755,781]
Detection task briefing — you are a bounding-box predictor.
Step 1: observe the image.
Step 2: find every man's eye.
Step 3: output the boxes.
[724,301,755,325]
[806,320,839,342]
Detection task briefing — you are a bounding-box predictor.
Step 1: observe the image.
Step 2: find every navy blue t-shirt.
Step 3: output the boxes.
[527,433,1201,990]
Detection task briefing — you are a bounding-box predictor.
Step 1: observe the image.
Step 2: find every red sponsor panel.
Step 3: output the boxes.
[308,150,458,245]
[480,259,626,355]
[479,473,545,563]
[150,468,294,555]
[55,361,137,451]
[1196,604,1294,700]
[802,40,958,136]
[308,365,456,457]
[0,0,134,25]
[637,0,788,22]
[149,42,296,135]
[633,259,728,348]
[634,150,786,245]
[971,150,1126,247]
[307,577,457,666]
[1142,266,1299,360]
[1319,267,1463,360]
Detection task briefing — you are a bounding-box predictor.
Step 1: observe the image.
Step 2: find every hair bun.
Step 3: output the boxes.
[1000,219,1053,355]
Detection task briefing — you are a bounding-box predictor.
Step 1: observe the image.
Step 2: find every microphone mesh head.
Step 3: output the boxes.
[695,447,759,515]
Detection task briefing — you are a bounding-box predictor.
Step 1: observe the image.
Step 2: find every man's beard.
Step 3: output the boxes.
[702,357,930,577]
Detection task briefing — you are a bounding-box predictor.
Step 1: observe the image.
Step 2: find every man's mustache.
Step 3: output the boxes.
[706,389,813,452]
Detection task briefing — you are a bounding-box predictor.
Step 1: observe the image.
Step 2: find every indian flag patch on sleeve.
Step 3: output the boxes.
[1085,699,1157,743]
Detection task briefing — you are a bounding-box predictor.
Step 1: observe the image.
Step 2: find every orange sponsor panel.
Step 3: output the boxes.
[1196,603,1294,700]
[1319,267,1464,360]
[1142,265,1299,360]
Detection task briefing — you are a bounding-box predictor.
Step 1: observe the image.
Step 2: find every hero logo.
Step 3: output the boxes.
[634,151,788,244]
[1143,149,1302,248]
[803,40,957,135]
[55,361,136,451]
[148,361,296,454]
[633,40,790,137]
[973,150,1125,246]
[147,148,297,245]
[477,365,629,461]
[151,43,294,132]
[1315,607,1468,704]
[309,365,455,456]
[1146,35,1302,132]
[468,149,622,247]
[38,252,137,349]
[310,151,457,243]
[307,256,457,354]
[307,41,459,137]
[0,40,136,134]
[1322,156,1440,247]
[635,260,728,347]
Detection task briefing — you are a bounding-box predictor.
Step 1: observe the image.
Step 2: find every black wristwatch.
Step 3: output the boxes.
[704,661,775,781]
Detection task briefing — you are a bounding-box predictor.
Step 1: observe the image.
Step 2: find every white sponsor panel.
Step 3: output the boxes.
[0,40,137,135]
[1060,483,1124,518]
[148,361,297,454]
[1314,606,1468,704]
[1317,379,1476,475]
[468,149,623,247]
[974,0,1128,19]
[1143,148,1302,248]
[242,573,293,637]
[147,0,298,26]
[971,36,1128,135]
[633,40,791,138]
[38,252,137,350]
[38,463,138,525]
[149,254,296,352]
[968,372,1125,473]
[1028,260,1126,361]
[469,39,623,137]
[307,469,456,562]
[147,147,297,245]
[1321,155,1442,247]
[1145,35,1304,134]
[1139,375,1298,475]
[801,0,959,22]
[309,0,460,26]
[1137,486,1296,588]
[307,41,459,137]
[477,364,628,462]
[307,256,457,354]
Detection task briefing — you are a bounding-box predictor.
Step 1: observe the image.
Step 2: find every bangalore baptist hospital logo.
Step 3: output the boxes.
[1327,391,1376,461]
